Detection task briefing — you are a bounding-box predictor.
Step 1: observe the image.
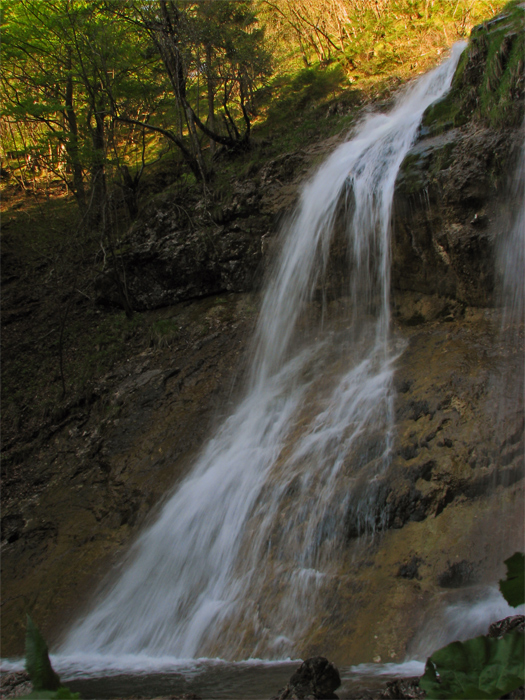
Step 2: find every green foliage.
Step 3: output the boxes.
[420,631,524,699]
[24,616,80,699]
[500,552,525,608]
[421,553,525,699]
[148,318,181,348]
[260,0,509,84]
[20,690,80,699]
[422,0,524,133]
[282,64,344,105]
[25,615,61,692]
[262,63,345,134]
[1,0,273,193]
[477,1,525,127]
[1,0,161,207]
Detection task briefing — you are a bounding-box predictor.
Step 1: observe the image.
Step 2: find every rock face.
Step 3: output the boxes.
[96,148,325,312]
[488,615,525,639]
[393,122,522,307]
[393,3,524,309]
[272,657,341,700]
[0,671,32,699]
[0,294,259,654]
[1,5,523,669]
[378,677,424,699]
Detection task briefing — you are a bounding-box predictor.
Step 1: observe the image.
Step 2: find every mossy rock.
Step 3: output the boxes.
[422,1,524,134]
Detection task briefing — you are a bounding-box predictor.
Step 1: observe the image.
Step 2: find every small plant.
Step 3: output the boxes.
[420,553,525,699]
[22,616,80,699]
[148,317,181,348]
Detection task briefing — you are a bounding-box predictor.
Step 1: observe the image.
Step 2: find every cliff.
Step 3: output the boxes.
[1,3,523,663]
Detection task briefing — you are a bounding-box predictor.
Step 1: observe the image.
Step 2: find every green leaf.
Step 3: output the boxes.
[56,689,81,699]
[500,552,525,607]
[420,631,524,699]
[25,615,61,691]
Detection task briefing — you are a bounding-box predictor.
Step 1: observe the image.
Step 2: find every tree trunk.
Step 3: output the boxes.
[206,44,216,157]
[87,109,107,228]
[64,51,86,209]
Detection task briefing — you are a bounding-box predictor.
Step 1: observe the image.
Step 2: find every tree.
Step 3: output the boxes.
[1,0,160,316]
[1,0,160,215]
[111,0,272,182]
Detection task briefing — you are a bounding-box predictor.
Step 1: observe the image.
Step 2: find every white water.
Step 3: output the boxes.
[497,134,525,321]
[61,45,466,663]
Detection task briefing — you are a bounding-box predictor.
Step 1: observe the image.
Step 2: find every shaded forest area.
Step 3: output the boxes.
[0,0,509,473]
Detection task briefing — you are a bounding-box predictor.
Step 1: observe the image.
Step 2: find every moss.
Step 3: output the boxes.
[397,140,456,195]
[148,317,181,348]
[422,1,524,135]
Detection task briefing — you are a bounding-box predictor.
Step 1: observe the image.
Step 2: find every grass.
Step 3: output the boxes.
[1,187,80,272]
[148,317,182,348]
[422,0,524,132]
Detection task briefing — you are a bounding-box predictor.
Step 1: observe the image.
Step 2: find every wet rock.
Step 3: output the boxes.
[392,3,524,311]
[488,615,525,638]
[392,125,521,307]
[437,559,479,588]
[378,677,425,699]
[397,556,423,581]
[1,294,258,656]
[98,224,263,311]
[0,671,32,698]
[393,5,524,310]
[272,657,341,699]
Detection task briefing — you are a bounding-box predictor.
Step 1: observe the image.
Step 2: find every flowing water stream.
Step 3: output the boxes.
[58,44,467,671]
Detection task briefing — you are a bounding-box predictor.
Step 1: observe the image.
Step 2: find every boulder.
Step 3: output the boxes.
[272,656,341,699]
[488,615,525,639]
[378,677,424,699]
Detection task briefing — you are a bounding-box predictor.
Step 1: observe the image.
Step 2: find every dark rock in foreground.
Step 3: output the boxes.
[378,677,425,699]
[272,656,341,699]
[488,614,525,638]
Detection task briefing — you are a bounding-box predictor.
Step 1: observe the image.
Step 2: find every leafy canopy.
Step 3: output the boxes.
[23,616,80,699]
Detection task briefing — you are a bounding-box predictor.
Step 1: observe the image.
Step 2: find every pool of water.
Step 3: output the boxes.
[1,656,425,699]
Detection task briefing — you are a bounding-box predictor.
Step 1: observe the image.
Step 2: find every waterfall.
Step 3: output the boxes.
[61,44,465,662]
[497,136,524,323]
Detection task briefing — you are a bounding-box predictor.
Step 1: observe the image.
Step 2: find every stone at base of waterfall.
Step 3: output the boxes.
[271,656,341,699]
[488,615,525,639]
[0,671,32,699]
[378,677,424,699]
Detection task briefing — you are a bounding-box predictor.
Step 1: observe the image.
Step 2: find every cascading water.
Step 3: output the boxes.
[61,44,466,663]
[497,136,524,323]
